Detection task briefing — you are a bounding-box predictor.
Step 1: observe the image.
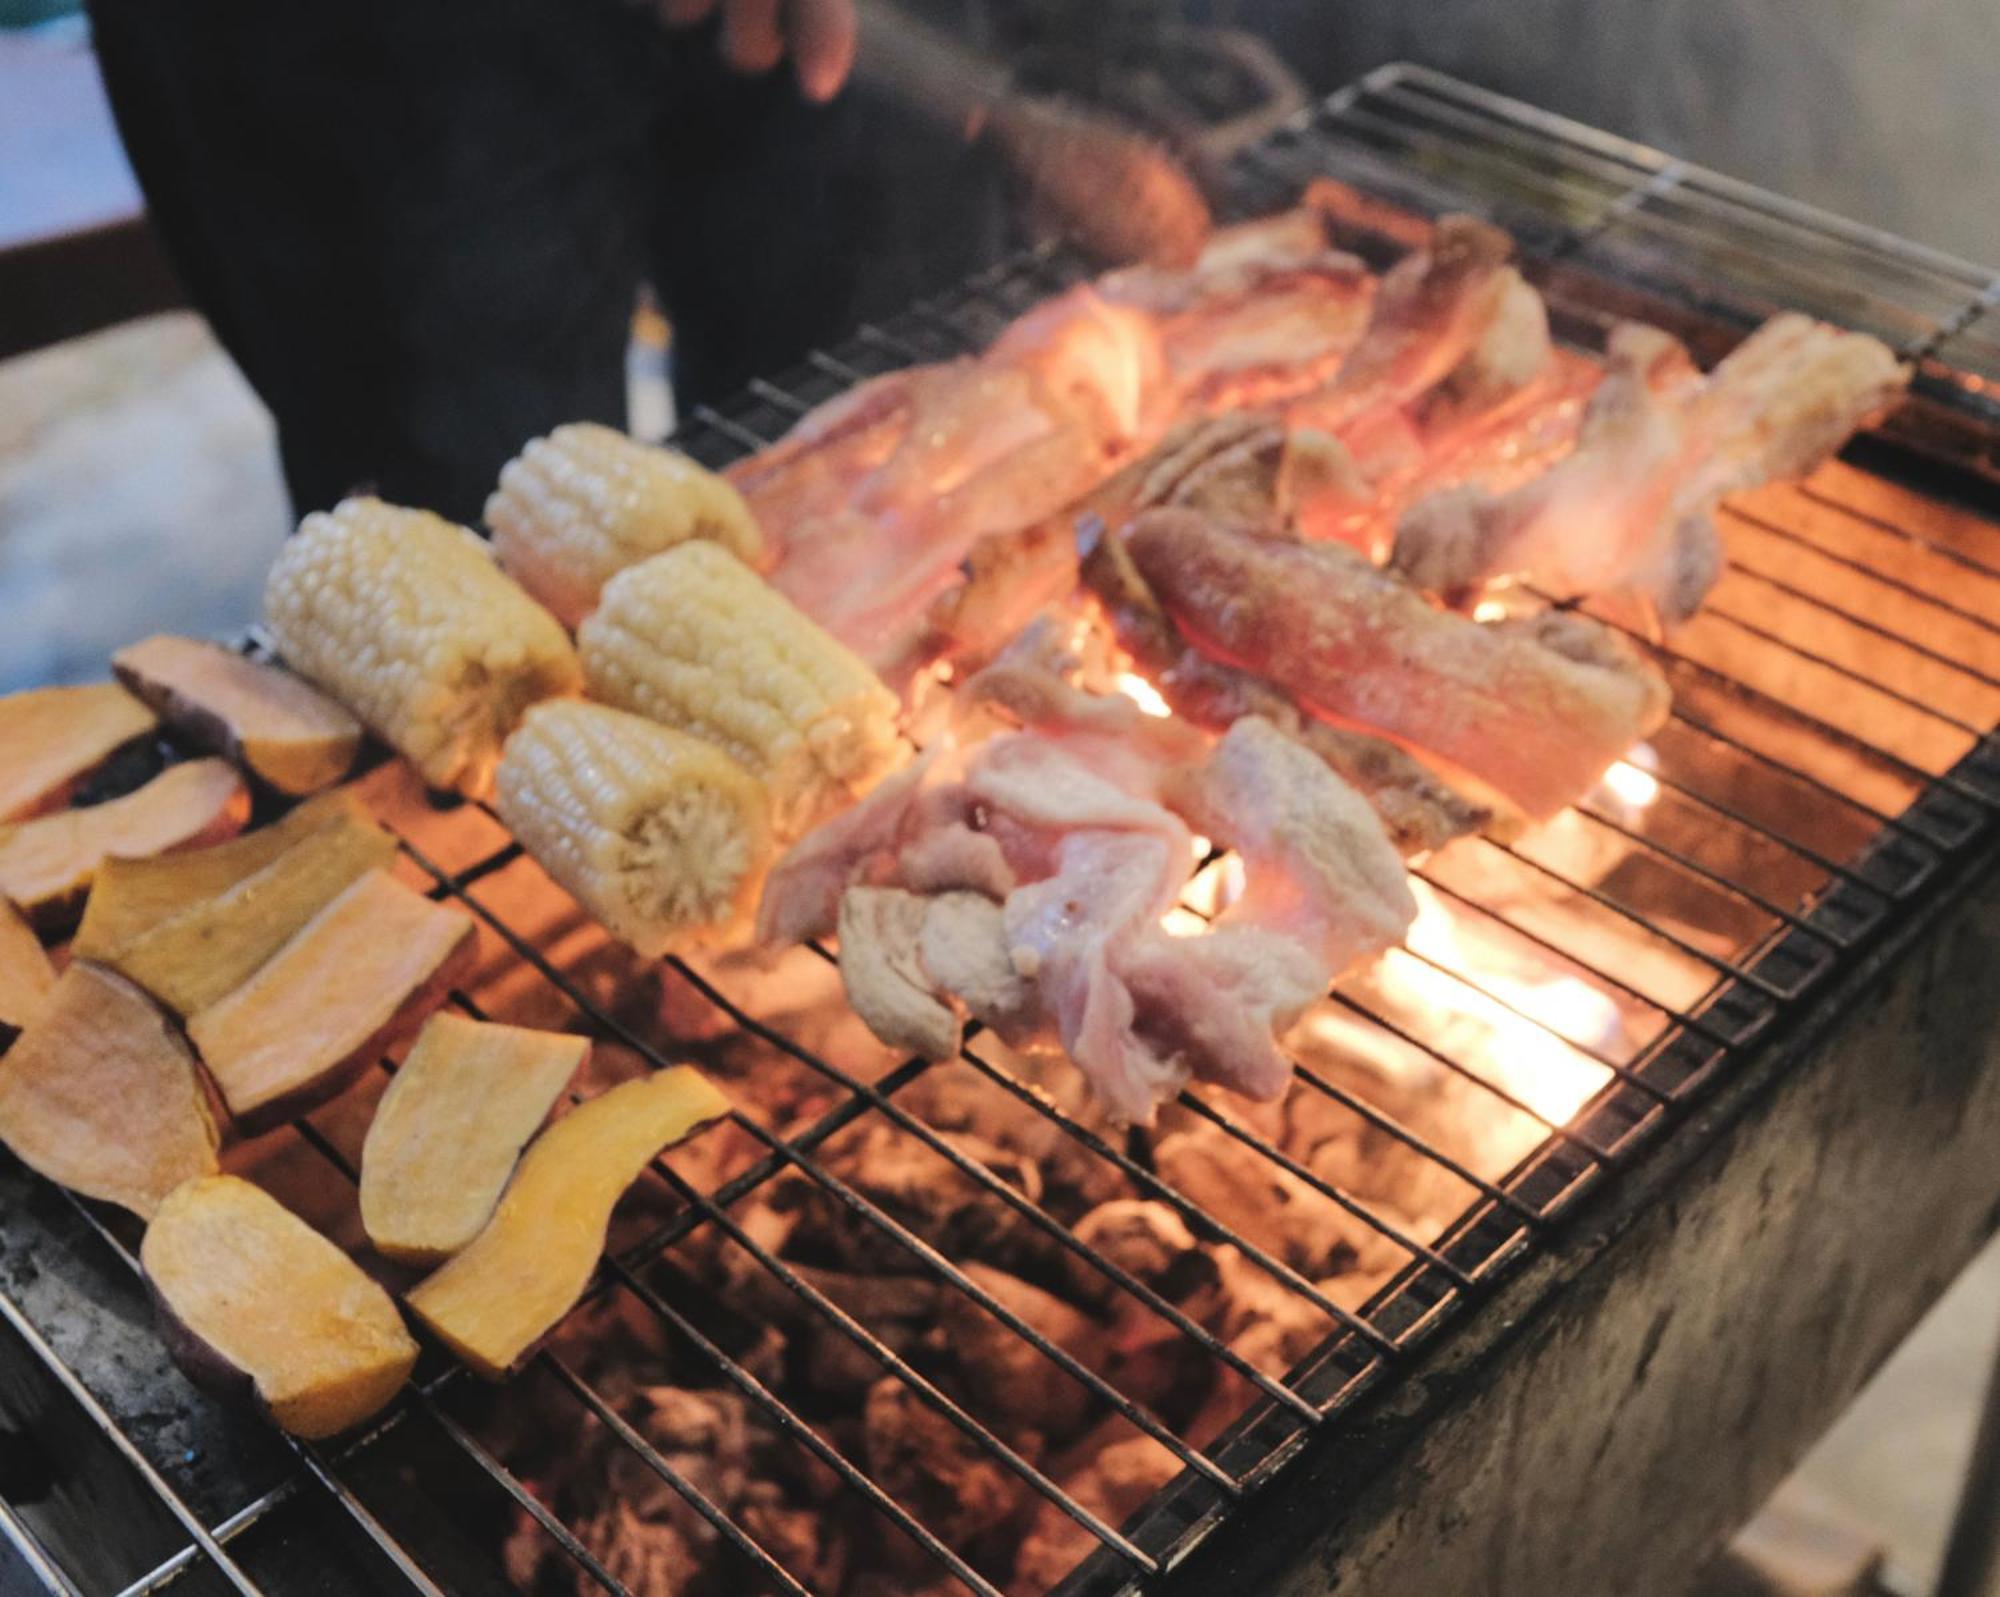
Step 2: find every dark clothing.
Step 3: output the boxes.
[87,0,1011,524]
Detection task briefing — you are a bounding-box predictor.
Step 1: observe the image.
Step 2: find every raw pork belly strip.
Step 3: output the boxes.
[1079,529,1491,857]
[1390,314,1910,629]
[730,206,1377,673]
[1127,509,1671,822]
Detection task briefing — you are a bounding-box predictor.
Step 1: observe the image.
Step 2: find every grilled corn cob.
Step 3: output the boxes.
[579,542,905,837]
[486,423,765,628]
[264,498,582,798]
[495,700,772,955]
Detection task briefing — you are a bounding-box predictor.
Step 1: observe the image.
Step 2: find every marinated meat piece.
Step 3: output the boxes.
[965,732,1192,845]
[1695,312,1911,492]
[758,750,939,946]
[905,514,1081,682]
[1172,717,1416,972]
[1003,831,1191,1125]
[917,891,1038,1044]
[1128,510,1671,821]
[1415,267,1555,429]
[1082,529,1490,854]
[1392,323,1706,620]
[1101,208,1375,408]
[770,708,1396,1122]
[1392,314,1909,630]
[837,886,963,1061]
[760,287,1172,670]
[959,619,1209,772]
[1287,215,1517,437]
[1117,925,1323,1105]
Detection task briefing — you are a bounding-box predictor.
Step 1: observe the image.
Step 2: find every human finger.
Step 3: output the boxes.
[657,0,717,29]
[720,0,785,75]
[786,0,857,102]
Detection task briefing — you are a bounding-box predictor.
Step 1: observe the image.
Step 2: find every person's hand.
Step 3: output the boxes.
[657,0,858,103]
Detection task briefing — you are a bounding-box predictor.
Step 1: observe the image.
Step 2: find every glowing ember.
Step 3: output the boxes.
[1595,743,1662,812]
[1114,671,1172,718]
[1471,598,1510,623]
[1383,880,1619,1124]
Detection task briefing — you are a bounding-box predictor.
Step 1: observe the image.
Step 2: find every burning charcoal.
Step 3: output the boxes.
[707,1209,941,1399]
[1198,1244,1339,1375]
[571,1501,699,1597]
[1013,1430,1183,1594]
[864,1376,1036,1577]
[1099,1266,1225,1429]
[601,1387,750,1524]
[847,1576,966,1597]
[940,1262,1107,1442]
[800,1119,1060,1281]
[797,1267,944,1400]
[907,1058,1128,1217]
[1154,1125,1389,1279]
[739,1483,848,1594]
[1063,1200,1201,1308]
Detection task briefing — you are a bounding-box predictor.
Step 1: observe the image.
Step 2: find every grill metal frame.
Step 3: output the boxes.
[6,63,2000,1597]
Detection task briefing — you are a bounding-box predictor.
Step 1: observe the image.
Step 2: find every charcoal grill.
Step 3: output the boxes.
[9,63,2000,1597]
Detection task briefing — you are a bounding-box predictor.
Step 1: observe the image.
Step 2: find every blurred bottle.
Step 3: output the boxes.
[626,282,675,444]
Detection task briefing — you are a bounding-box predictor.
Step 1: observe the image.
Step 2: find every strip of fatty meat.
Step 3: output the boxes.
[758,287,1173,669]
[1126,509,1671,822]
[1284,215,1518,439]
[1389,314,1909,629]
[739,207,1377,677]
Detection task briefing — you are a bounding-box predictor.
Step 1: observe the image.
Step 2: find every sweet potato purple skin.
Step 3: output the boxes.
[147,1273,264,1415]
[113,642,361,797]
[146,1242,415,1439]
[224,926,479,1136]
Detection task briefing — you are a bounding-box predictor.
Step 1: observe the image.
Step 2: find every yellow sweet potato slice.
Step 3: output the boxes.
[188,869,476,1133]
[112,802,399,1016]
[360,1013,589,1265]
[0,898,53,1042]
[0,963,218,1218]
[0,760,250,932]
[72,789,366,962]
[406,1067,729,1377]
[142,1174,418,1439]
[114,635,363,796]
[0,682,158,822]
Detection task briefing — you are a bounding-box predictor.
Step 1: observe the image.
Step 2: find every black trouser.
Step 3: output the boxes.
[87,0,1009,525]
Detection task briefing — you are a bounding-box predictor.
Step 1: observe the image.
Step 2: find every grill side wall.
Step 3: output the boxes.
[1159,836,2000,1596]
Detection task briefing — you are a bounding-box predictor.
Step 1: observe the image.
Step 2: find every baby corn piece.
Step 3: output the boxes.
[486,422,765,628]
[579,542,905,837]
[495,700,772,956]
[263,498,582,798]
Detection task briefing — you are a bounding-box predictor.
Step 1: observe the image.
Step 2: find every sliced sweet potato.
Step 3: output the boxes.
[0,759,250,931]
[142,1174,418,1438]
[112,801,399,1016]
[0,682,158,822]
[360,1013,588,1265]
[188,868,476,1133]
[72,789,365,963]
[406,1067,729,1377]
[113,635,363,796]
[0,898,54,1043]
[0,963,218,1217]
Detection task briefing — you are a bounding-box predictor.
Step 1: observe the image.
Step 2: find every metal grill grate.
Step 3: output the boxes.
[8,65,2000,1597]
